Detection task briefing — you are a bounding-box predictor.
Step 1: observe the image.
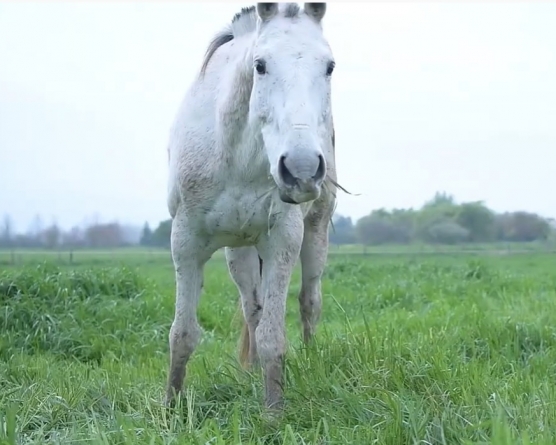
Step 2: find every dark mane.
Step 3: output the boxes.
[200,6,256,76]
[200,31,234,76]
[199,3,302,76]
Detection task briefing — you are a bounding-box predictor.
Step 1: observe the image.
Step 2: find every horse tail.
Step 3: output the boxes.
[238,316,250,368]
[238,255,263,368]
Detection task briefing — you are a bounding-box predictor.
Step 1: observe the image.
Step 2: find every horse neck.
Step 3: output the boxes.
[215,37,268,181]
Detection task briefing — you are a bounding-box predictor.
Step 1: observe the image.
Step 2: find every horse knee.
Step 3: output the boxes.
[255,319,286,365]
[255,318,287,409]
[169,320,201,359]
[299,288,322,320]
[298,287,322,343]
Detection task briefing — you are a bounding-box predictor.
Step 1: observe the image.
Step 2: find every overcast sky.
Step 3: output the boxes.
[1,2,555,232]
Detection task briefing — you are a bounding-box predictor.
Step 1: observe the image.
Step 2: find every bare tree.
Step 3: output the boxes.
[43,223,61,250]
[1,214,14,247]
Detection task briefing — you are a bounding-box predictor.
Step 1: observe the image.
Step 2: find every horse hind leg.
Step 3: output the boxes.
[225,246,263,368]
[298,221,329,343]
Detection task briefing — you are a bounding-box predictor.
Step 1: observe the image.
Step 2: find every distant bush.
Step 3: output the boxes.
[425,221,470,245]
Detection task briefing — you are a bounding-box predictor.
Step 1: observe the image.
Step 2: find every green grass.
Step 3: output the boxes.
[1,250,556,444]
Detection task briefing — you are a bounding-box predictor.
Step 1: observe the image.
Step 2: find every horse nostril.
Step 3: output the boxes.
[278,155,298,187]
[313,154,326,183]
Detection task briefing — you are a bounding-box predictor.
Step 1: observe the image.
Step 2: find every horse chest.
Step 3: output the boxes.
[201,188,278,247]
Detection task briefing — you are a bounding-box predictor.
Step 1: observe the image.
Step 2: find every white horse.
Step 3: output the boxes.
[165,2,338,410]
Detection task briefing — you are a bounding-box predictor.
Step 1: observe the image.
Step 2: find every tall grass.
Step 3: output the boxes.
[1,254,555,444]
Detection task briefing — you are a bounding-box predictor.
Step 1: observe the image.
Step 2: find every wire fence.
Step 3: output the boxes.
[1,242,555,267]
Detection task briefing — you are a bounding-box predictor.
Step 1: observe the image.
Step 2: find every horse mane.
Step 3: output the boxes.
[199,3,302,76]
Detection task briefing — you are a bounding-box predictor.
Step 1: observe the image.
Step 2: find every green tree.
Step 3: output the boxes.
[355,209,413,245]
[426,220,469,244]
[415,192,460,243]
[329,214,356,245]
[455,201,496,242]
[151,219,172,248]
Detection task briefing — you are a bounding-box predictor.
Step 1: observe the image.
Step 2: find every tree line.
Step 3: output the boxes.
[0,215,142,250]
[140,192,555,248]
[2,192,555,250]
[330,192,555,246]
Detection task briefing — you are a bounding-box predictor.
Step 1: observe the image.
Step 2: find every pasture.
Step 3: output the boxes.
[1,248,556,444]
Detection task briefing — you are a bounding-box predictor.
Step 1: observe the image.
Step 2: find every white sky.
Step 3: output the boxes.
[1,1,555,232]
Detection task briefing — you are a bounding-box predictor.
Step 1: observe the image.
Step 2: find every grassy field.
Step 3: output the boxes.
[1,248,556,444]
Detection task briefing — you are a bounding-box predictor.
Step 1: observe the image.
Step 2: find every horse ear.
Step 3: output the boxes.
[257,3,279,22]
[304,3,327,22]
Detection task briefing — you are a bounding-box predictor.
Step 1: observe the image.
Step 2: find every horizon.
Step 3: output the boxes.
[3,190,554,235]
[1,2,555,233]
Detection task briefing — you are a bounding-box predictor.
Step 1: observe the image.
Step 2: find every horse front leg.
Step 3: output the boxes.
[165,214,213,406]
[256,216,304,410]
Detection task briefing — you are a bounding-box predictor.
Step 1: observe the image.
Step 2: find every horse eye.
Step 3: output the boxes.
[326,61,335,76]
[255,60,267,75]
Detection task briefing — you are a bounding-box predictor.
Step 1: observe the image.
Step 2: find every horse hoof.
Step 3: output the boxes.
[261,403,285,424]
[164,390,181,409]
